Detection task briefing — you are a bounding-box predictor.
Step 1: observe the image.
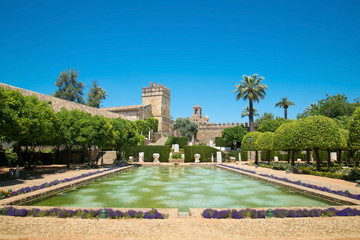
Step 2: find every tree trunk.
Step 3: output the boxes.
[284,107,288,119]
[314,148,321,171]
[249,99,254,132]
[101,148,104,166]
[306,149,310,164]
[291,150,295,166]
[337,150,342,164]
[55,145,60,162]
[25,146,29,169]
[67,146,72,168]
[267,150,270,163]
[255,150,258,165]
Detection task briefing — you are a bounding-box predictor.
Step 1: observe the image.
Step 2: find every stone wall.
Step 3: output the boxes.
[142,82,171,133]
[196,122,257,143]
[103,104,152,121]
[0,83,122,119]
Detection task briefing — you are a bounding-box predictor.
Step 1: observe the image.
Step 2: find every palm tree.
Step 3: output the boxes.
[241,106,259,118]
[275,97,295,119]
[234,74,268,132]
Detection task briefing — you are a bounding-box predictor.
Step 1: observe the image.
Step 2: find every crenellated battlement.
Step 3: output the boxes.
[198,121,258,129]
[142,82,170,97]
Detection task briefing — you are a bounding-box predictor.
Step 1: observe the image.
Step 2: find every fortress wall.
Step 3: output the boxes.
[0,83,123,119]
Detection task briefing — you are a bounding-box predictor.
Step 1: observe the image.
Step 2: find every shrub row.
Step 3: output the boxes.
[202,207,360,219]
[184,146,224,162]
[125,146,170,162]
[165,136,188,148]
[0,207,165,219]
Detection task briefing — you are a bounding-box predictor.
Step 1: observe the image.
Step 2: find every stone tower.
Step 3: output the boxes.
[142,82,171,133]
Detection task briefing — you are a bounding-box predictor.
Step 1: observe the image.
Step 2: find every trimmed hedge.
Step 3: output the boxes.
[215,137,230,147]
[125,146,170,162]
[184,146,224,162]
[165,136,188,148]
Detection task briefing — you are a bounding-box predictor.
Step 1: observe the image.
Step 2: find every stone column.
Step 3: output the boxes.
[216,151,222,163]
[139,152,144,163]
[174,144,179,153]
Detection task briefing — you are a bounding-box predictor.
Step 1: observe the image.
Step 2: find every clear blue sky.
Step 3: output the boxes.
[1,0,359,123]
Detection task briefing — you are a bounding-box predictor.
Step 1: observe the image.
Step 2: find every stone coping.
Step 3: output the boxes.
[0,165,134,206]
[217,165,360,206]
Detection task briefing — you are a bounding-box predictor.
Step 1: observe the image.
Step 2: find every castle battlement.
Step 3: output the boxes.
[198,122,252,129]
[142,82,170,97]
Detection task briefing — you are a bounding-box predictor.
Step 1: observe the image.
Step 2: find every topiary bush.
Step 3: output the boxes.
[125,146,171,162]
[165,136,188,148]
[184,146,224,162]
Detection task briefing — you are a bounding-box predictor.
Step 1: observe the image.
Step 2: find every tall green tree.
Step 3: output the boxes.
[295,116,342,171]
[90,115,113,164]
[221,126,247,149]
[241,106,259,118]
[275,97,295,119]
[258,118,293,133]
[86,81,107,108]
[273,122,299,166]
[234,74,268,132]
[241,131,262,164]
[53,68,85,103]
[146,116,159,132]
[255,112,274,125]
[349,107,360,165]
[171,117,198,141]
[56,109,92,168]
[255,132,274,163]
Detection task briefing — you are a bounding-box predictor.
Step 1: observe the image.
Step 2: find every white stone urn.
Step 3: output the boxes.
[153,153,160,163]
[274,156,279,162]
[194,154,201,163]
[129,156,134,162]
[229,157,236,163]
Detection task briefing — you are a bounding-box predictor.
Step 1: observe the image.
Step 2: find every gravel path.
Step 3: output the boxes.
[0,216,360,240]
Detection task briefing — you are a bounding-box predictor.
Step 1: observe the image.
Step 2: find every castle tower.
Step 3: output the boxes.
[142,82,171,133]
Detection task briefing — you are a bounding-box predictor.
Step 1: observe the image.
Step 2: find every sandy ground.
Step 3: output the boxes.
[0,216,360,240]
[0,163,360,239]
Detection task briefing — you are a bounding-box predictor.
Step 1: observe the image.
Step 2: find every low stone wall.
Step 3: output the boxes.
[217,165,360,206]
[0,166,134,206]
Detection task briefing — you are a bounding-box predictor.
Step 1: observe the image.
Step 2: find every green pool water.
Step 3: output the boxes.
[29,166,336,211]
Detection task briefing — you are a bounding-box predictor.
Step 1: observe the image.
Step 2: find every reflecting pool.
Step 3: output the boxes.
[29,166,336,211]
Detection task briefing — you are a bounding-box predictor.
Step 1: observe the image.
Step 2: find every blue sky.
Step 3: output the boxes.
[1,0,359,123]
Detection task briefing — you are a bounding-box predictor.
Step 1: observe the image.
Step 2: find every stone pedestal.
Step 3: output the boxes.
[129,156,134,162]
[153,153,160,163]
[139,152,144,163]
[274,156,279,162]
[216,151,222,163]
[194,154,201,163]
[331,152,337,162]
[230,157,236,163]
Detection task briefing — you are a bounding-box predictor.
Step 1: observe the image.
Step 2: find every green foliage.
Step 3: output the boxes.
[184,146,222,162]
[255,112,274,125]
[221,126,247,147]
[273,122,299,151]
[165,136,188,148]
[125,146,170,162]
[349,107,360,149]
[215,137,230,147]
[146,116,159,132]
[241,106,259,118]
[297,93,359,119]
[171,152,182,159]
[53,68,85,104]
[135,120,149,136]
[258,118,292,133]
[90,115,112,149]
[241,132,262,150]
[86,81,107,108]
[275,97,295,119]
[234,74,268,132]
[171,118,198,140]
[256,132,274,151]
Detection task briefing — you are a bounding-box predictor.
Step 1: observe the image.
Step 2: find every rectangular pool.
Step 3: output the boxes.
[29,166,337,211]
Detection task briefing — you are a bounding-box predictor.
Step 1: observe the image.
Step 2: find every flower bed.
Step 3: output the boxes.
[0,206,165,219]
[0,167,121,200]
[220,164,360,200]
[202,207,360,219]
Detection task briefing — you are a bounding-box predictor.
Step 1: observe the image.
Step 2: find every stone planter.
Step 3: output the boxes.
[194,154,201,163]
[229,157,236,163]
[169,159,184,163]
[153,153,160,163]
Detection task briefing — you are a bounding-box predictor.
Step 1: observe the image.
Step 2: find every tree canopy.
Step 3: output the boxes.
[255,132,274,162]
[86,81,107,108]
[258,118,293,133]
[53,68,85,104]
[275,97,295,119]
[349,107,360,150]
[171,117,198,141]
[221,126,247,148]
[234,74,268,132]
